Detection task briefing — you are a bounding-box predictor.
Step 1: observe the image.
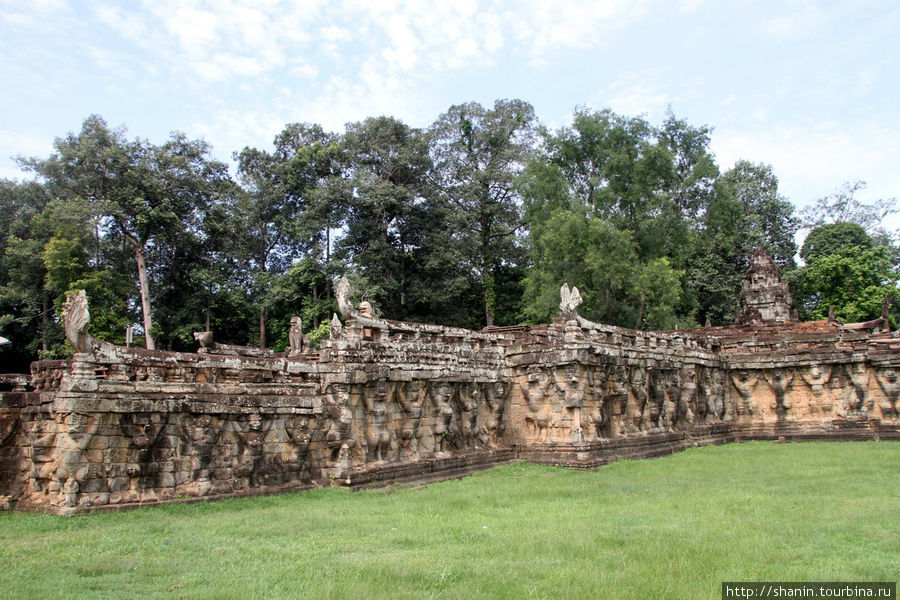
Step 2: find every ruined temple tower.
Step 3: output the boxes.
[738,249,793,324]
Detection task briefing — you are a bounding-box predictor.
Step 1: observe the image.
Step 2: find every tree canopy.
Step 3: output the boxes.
[1,101,896,368]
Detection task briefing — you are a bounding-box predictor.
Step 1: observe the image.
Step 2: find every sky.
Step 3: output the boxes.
[1,0,898,223]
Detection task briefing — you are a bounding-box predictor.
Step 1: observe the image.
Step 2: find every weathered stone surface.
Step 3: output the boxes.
[0,275,898,514]
[738,249,793,324]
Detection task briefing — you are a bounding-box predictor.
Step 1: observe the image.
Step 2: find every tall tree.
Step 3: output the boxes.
[0,179,56,367]
[336,116,432,320]
[20,116,230,350]
[688,161,798,325]
[234,123,342,347]
[522,108,704,328]
[800,222,872,264]
[658,108,719,222]
[428,99,536,326]
[788,224,899,323]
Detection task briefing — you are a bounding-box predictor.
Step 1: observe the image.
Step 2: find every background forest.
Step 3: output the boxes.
[2,100,898,371]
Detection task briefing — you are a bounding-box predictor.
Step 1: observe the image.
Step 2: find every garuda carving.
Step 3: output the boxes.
[559,283,583,319]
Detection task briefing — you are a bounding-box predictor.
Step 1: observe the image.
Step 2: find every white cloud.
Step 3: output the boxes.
[509,0,655,58]
[712,120,900,213]
[759,0,828,39]
[0,130,54,179]
[597,72,671,118]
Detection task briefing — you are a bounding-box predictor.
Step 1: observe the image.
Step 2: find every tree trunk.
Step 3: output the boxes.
[259,306,267,349]
[134,244,155,350]
[481,221,495,327]
[483,272,495,327]
[633,294,646,330]
[41,292,48,352]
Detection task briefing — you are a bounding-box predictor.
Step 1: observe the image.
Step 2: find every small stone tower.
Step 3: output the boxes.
[737,249,793,324]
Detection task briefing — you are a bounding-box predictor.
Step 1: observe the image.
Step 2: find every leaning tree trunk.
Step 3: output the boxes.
[133,243,155,350]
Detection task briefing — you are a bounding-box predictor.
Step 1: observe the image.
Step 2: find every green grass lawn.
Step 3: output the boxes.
[1,441,897,599]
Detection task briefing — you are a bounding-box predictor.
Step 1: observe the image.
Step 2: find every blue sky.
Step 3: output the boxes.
[1,0,898,223]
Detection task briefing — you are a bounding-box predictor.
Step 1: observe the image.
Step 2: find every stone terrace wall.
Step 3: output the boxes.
[6,349,323,513]
[1,314,899,514]
[686,322,900,438]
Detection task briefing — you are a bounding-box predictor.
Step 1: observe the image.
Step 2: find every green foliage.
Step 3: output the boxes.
[334,116,433,321]
[235,122,343,347]
[800,221,873,264]
[0,180,60,368]
[265,258,336,351]
[306,320,331,348]
[523,207,636,324]
[429,99,536,326]
[67,270,137,345]
[19,115,234,351]
[42,233,88,298]
[523,108,725,329]
[3,103,889,361]
[789,241,899,323]
[635,257,687,329]
[688,161,799,325]
[714,161,798,269]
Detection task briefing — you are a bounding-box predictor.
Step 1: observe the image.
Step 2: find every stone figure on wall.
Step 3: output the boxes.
[180,414,224,496]
[194,330,214,349]
[692,367,710,423]
[697,367,725,423]
[456,382,480,449]
[582,368,605,441]
[230,412,272,488]
[764,369,794,421]
[554,365,585,442]
[330,313,343,340]
[335,276,355,318]
[478,382,507,448]
[834,363,870,418]
[604,365,629,436]
[63,289,108,353]
[430,381,455,456]
[359,302,377,339]
[363,379,391,462]
[645,370,667,432]
[799,365,833,417]
[737,249,793,324]
[118,412,167,501]
[624,367,647,434]
[661,370,682,431]
[730,370,759,420]
[622,366,647,434]
[285,415,316,482]
[559,283,583,319]
[26,416,58,496]
[53,412,100,507]
[0,412,18,449]
[521,369,551,443]
[346,384,368,463]
[394,381,426,460]
[710,371,726,421]
[323,385,352,456]
[288,317,309,355]
[873,369,900,420]
[678,365,698,428]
